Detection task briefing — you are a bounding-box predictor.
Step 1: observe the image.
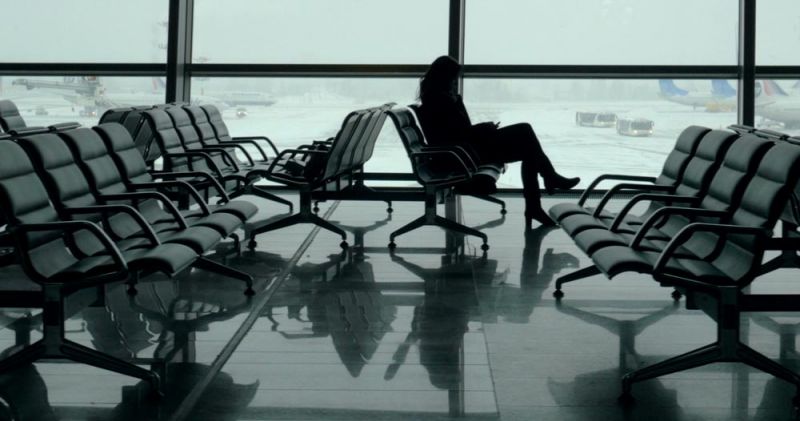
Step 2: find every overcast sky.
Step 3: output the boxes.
[0,0,797,65]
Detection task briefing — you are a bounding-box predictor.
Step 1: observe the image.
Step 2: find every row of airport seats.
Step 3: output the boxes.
[547,124,800,405]
[99,102,395,249]
[0,119,266,395]
[0,100,84,266]
[100,102,505,252]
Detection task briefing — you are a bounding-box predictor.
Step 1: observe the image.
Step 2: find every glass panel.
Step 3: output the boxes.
[193,0,448,64]
[190,77,419,175]
[756,79,800,132]
[0,0,167,62]
[757,0,800,65]
[2,76,165,126]
[465,0,738,65]
[462,79,737,188]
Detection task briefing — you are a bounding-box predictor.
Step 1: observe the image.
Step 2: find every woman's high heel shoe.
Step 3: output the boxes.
[525,208,557,230]
[544,175,580,195]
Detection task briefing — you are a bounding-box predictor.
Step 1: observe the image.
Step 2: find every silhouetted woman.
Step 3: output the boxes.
[415,55,579,228]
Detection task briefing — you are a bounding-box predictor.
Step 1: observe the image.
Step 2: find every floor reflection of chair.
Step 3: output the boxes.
[748,315,800,419]
[547,300,683,417]
[109,362,259,421]
[386,253,494,417]
[271,252,398,377]
[479,226,578,324]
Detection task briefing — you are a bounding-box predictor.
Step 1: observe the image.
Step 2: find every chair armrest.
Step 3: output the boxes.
[593,183,676,216]
[266,149,328,174]
[150,170,232,202]
[129,180,211,215]
[609,193,700,231]
[204,142,256,166]
[99,192,188,229]
[232,135,280,156]
[189,147,241,172]
[162,152,225,179]
[221,139,270,161]
[421,146,478,172]
[410,149,472,182]
[653,222,770,288]
[577,174,658,206]
[13,221,127,277]
[63,205,160,246]
[630,207,727,249]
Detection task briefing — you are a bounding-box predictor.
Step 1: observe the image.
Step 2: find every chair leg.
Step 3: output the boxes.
[469,194,507,214]
[433,215,488,245]
[553,265,601,298]
[0,340,46,374]
[249,185,294,212]
[308,213,348,242]
[249,213,306,238]
[192,256,255,295]
[389,215,428,246]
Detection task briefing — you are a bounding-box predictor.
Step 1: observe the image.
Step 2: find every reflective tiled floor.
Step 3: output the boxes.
[1,194,800,420]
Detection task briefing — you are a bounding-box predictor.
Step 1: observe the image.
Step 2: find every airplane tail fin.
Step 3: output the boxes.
[762,80,789,97]
[711,80,736,97]
[659,79,688,97]
[151,77,167,92]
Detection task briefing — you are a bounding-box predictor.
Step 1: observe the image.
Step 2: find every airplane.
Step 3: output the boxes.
[755,80,800,129]
[658,79,737,112]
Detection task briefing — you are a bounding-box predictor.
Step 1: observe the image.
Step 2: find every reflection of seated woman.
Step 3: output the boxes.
[416,55,580,229]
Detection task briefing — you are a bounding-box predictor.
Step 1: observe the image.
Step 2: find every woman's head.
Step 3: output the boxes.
[419,55,461,100]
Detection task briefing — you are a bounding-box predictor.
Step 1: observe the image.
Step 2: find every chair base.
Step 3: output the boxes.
[247,191,347,250]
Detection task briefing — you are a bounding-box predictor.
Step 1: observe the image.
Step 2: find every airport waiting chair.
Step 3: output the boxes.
[609,139,800,405]
[0,100,27,133]
[163,106,294,211]
[385,107,490,251]
[554,134,774,297]
[558,129,738,238]
[184,105,272,166]
[246,105,386,249]
[57,128,246,247]
[14,132,254,293]
[92,122,259,225]
[200,104,280,165]
[0,139,203,394]
[548,125,712,223]
[408,104,507,214]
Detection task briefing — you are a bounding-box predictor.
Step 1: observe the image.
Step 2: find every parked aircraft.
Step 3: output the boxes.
[658,79,737,112]
[756,80,800,129]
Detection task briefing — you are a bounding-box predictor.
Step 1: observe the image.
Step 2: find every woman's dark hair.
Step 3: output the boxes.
[418,55,461,101]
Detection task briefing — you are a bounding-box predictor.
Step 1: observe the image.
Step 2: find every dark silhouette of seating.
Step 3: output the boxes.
[385,106,490,251]
[14,131,254,294]
[576,138,800,404]
[246,105,389,249]
[553,133,773,298]
[0,139,202,394]
[548,125,711,223]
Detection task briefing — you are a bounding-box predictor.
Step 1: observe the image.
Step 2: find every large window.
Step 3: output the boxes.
[464,0,738,65]
[757,0,800,65]
[0,0,167,63]
[193,0,449,64]
[463,79,737,187]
